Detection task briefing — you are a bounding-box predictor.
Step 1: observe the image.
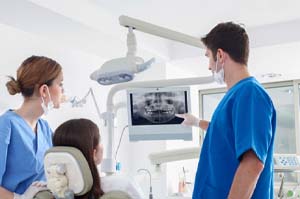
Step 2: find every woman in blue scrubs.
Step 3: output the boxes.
[0,55,64,199]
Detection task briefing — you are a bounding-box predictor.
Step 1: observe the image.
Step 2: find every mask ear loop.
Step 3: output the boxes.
[45,86,53,103]
[40,92,49,115]
[215,53,225,73]
[215,55,219,73]
[41,95,46,104]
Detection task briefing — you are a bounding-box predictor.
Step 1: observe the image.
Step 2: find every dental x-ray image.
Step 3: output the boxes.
[130,91,188,125]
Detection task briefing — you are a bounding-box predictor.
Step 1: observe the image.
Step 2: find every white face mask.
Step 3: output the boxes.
[41,86,54,115]
[213,56,225,85]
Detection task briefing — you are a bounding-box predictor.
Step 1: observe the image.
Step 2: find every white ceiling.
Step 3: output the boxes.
[92,0,300,36]
[1,0,300,78]
[91,0,300,49]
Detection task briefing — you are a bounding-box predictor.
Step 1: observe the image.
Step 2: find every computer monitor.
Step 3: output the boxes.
[127,86,192,141]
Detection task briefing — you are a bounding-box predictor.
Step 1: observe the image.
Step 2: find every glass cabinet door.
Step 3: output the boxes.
[266,86,296,154]
[200,91,225,144]
[201,92,225,121]
[266,85,297,184]
[202,86,296,151]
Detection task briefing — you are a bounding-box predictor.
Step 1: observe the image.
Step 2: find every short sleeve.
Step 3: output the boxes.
[0,117,12,184]
[232,85,274,164]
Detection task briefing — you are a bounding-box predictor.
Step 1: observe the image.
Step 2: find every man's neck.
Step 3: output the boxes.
[225,61,250,90]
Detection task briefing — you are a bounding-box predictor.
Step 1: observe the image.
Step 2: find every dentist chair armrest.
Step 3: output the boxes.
[33,190,54,199]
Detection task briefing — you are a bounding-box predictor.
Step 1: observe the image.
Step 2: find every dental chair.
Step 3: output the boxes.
[35,146,131,199]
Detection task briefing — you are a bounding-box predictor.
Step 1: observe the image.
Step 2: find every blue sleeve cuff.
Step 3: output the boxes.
[236,145,266,164]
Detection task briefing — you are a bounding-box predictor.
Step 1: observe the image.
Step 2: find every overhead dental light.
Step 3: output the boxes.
[90,27,155,85]
[91,15,205,86]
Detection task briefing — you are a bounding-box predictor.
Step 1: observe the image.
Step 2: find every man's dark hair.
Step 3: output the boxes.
[201,22,249,65]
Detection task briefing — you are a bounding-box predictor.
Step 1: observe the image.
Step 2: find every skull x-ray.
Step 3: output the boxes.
[130,91,188,125]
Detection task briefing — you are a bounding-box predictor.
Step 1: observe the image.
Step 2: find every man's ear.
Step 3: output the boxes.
[217,49,226,63]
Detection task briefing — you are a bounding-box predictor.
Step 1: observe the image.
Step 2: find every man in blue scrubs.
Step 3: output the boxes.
[177,22,276,198]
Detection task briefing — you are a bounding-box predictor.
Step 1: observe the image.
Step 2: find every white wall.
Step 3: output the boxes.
[248,41,300,81]
[168,41,300,82]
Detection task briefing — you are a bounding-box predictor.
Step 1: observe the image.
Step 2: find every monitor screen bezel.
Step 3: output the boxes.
[126,86,192,141]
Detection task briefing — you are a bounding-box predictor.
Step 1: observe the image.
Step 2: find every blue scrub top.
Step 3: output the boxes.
[0,110,53,194]
[193,77,276,199]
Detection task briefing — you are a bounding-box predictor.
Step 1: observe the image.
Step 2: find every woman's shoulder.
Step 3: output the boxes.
[0,111,16,141]
[0,110,17,124]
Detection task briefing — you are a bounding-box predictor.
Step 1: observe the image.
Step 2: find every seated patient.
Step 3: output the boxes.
[53,118,144,199]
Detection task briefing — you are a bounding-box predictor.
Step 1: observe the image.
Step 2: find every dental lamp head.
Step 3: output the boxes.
[90,57,155,85]
[90,27,155,85]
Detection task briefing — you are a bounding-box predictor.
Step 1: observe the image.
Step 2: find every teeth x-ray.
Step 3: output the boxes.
[130,91,188,125]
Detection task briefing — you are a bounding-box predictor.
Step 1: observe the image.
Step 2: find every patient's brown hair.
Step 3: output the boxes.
[53,118,104,199]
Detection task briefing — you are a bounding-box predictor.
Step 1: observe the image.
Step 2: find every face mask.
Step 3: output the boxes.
[213,56,225,84]
[41,86,54,115]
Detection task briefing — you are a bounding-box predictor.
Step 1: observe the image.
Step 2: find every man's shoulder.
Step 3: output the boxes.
[237,78,268,96]
[236,78,274,109]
